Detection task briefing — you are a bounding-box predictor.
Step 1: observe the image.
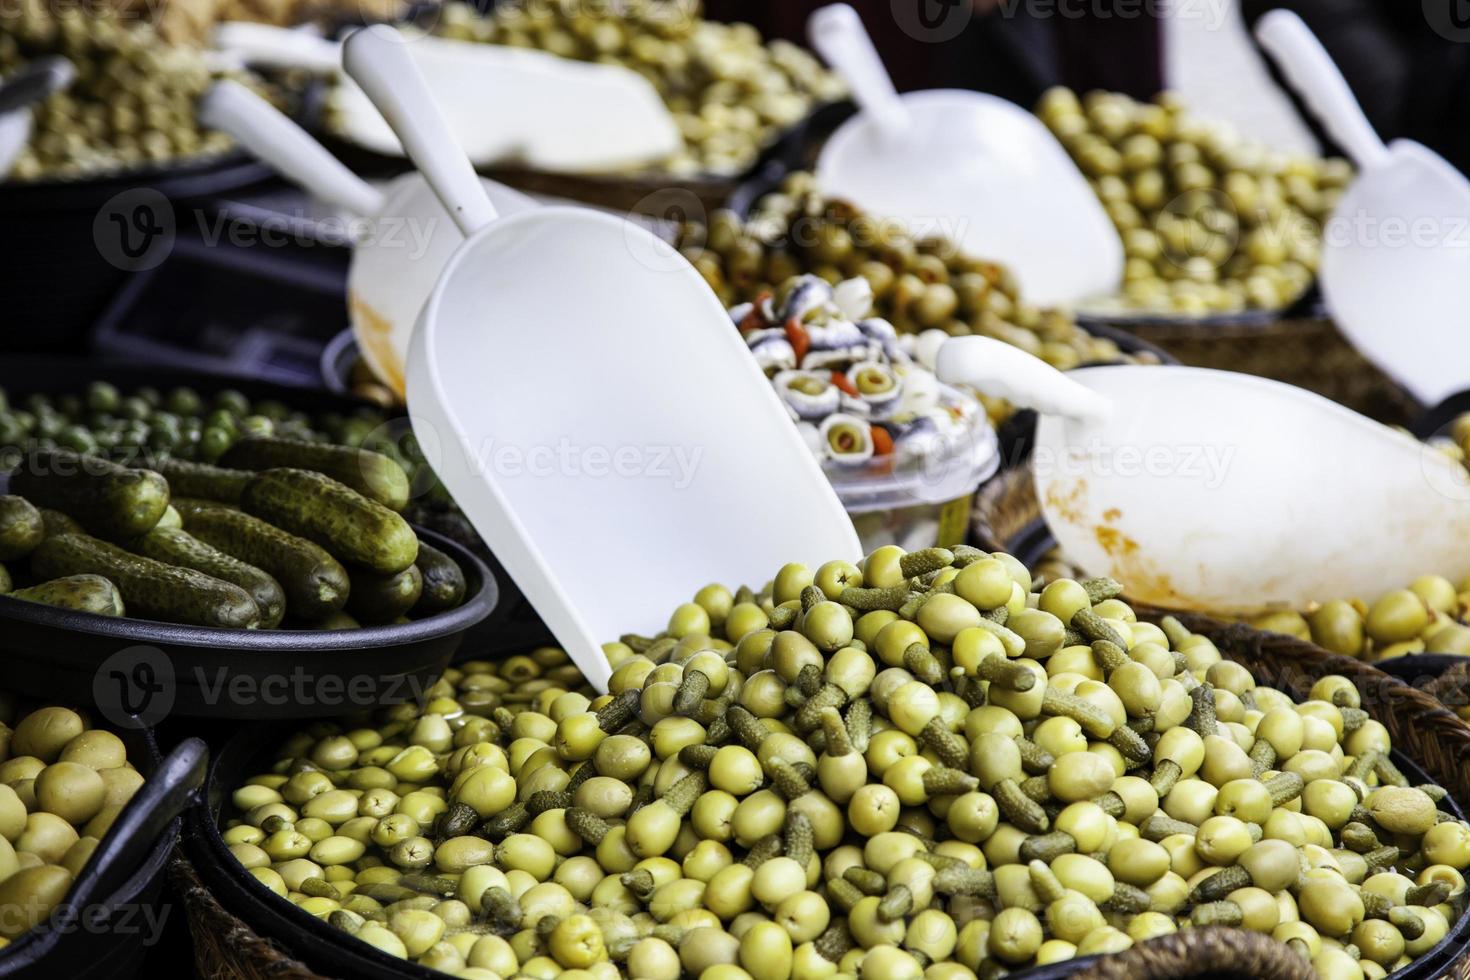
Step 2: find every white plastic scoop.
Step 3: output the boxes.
[938,336,1470,613]
[807,4,1123,308]
[0,57,75,176]
[1256,11,1470,407]
[343,26,862,690]
[200,80,537,397]
[214,22,681,174]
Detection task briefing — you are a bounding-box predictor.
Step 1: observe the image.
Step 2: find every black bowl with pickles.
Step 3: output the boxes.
[0,361,497,718]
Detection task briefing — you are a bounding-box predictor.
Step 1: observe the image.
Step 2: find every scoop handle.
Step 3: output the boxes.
[808,4,907,139]
[63,737,208,912]
[214,22,344,73]
[199,80,384,218]
[0,56,74,115]
[342,25,498,237]
[1254,10,1388,168]
[936,337,1113,423]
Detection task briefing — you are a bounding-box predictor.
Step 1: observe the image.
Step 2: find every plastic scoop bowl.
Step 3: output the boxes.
[214,22,681,174]
[807,4,1122,308]
[938,336,1470,613]
[199,80,536,397]
[343,26,861,690]
[1256,10,1470,407]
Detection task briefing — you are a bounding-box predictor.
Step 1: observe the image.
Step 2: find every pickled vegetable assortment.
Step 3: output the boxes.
[1036,87,1351,316]
[0,700,145,944]
[225,546,1467,979]
[735,275,987,465]
[0,3,256,180]
[430,0,844,176]
[676,172,1151,372]
[0,384,468,630]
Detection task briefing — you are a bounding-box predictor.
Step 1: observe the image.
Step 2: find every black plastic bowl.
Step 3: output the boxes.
[0,525,494,720]
[189,715,1470,980]
[0,728,204,980]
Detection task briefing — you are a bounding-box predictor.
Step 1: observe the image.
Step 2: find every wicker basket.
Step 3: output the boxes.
[1083,314,1423,426]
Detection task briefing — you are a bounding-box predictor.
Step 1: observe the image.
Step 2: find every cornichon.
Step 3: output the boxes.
[131,527,287,629]
[39,509,83,538]
[0,563,10,593]
[10,450,169,539]
[181,507,349,621]
[221,438,411,511]
[413,540,466,615]
[241,469,418,575]
[0,495,44,561]
[9,575,125,616]
[137,457,251,505]
[31,533,259,628]
[346,564,423,625]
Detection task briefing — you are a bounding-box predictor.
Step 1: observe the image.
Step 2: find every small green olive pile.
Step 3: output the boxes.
[1036,87,1352,316]
[225,546,1468,980]
[0,701,145,946]
[676,173,1150,380]
[0,3,252,181]
[430,1,844,177]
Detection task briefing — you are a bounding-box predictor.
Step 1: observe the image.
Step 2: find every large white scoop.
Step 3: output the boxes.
[199,80,536,397]
[807,4,1122,308]
[215,22,681,174]
[343,26,861,690]
[938,337,1470,613]
[1256,11,1470,407]
[0,58,75,176]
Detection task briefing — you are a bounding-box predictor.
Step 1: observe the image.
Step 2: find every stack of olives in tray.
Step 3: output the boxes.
[1036,87,1352,317]
[0,383,467,630]
[0,701,145,943]
[0,2,255,180]
[224,544,1469,979]
[675,173,1152,374]
[1255,575,1470,663]
[430,1,844,176]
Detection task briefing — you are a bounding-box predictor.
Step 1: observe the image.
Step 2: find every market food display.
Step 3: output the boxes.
[677,172,1149,374]
[1036,87,1352,317]
[429,1,844,177]
[0,3,251,181]
[222,545,1468,978]
[0,701,145,943]
[0,383,467,630]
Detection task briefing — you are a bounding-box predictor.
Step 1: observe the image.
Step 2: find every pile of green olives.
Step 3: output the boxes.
[0,700,145,945]
[0,2,258,181]
[224,545,1468,980]
[675,172,1154,381]
[1036,87,1351,316]
[430,1,845,176]
[1255,576,1470,664]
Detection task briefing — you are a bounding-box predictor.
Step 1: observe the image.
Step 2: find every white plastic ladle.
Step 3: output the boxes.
[807,4,1123,308]
[0,58,75,176]
[1256,11,1470,407]
[199,80,537,397]
[342,25,862,691]
[937,337,1470,613]
[213,22,681,174]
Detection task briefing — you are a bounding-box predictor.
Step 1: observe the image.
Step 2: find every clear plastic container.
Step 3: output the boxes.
[822,403,1001,553]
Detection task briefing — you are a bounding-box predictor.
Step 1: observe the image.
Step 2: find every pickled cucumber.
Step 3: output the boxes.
[31,534,259,629]
[10,450,169,540]
[0,496,44,561]
[222,438,411,511]
[181,507,349,622]
[413,540,466,615]
[346,565,423,625]
[131,527,286,629]
[9,575,125,617]
[139,458,250,505]
[241,469,417,575]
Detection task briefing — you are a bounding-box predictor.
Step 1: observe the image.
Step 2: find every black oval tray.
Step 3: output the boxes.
[188,714,1469,980]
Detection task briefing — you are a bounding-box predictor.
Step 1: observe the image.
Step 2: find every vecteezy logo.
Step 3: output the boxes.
[93,188,176,272]
[93,646,175,729]
[892,0,972,42]
[1425,0,1470,40]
